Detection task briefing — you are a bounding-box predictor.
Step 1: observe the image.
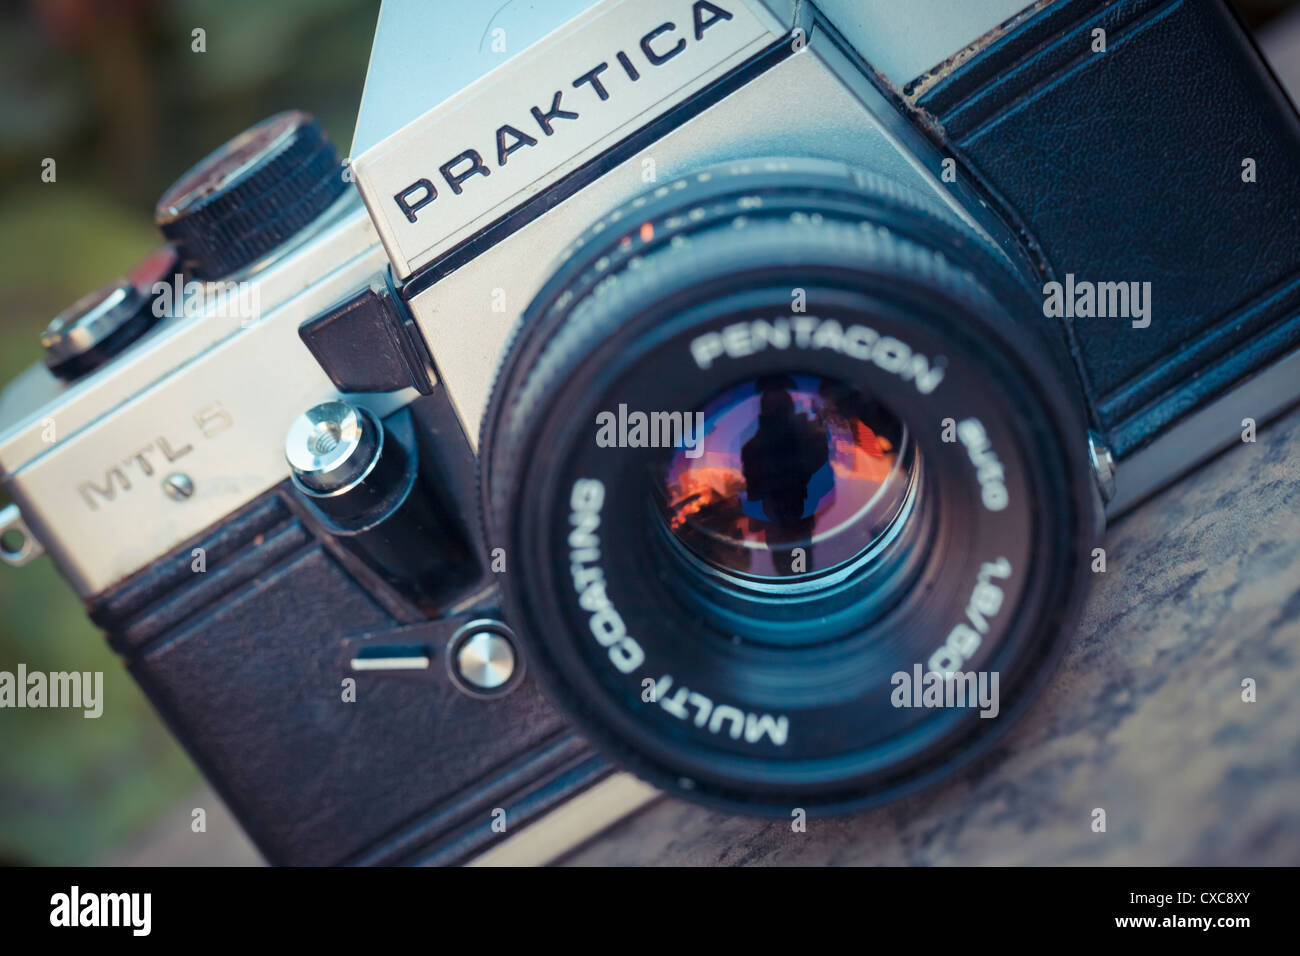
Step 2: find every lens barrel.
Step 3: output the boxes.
[482,159,1098,813]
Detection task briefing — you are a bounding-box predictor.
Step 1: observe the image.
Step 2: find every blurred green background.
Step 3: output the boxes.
[0,0,375,865]
[0,0,1295,865]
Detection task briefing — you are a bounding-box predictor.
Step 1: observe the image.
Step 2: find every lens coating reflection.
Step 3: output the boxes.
[658,373,913,582]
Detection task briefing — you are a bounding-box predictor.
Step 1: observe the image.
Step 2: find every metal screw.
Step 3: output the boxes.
[1087,432,1116,504]
[163,473,195,501]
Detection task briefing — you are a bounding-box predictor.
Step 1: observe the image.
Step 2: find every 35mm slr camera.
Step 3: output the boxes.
[2,0,1298,865]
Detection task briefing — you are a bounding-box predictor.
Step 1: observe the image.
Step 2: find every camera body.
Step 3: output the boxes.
[2,0,1298,865]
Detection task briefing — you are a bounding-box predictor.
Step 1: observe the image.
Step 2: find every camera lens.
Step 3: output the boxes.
[482,159,1098,814]
[656,373,914,587]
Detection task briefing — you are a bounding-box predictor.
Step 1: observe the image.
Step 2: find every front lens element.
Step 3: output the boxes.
[657,373,913,581]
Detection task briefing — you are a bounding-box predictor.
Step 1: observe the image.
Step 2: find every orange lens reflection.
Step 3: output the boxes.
[658,374,909,579]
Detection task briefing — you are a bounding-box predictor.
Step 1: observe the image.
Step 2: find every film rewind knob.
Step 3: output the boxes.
[154,110,347,280]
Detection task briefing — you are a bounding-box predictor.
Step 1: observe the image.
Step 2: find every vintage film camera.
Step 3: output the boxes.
[1,0,1297,864]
